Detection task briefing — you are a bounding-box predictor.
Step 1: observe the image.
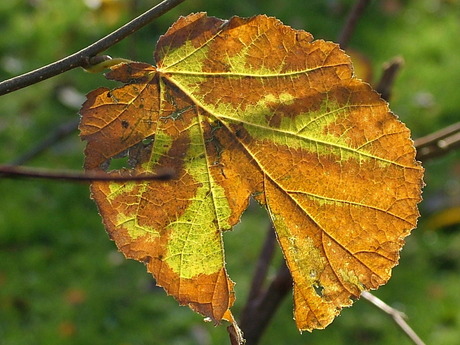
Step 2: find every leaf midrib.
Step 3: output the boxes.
[158,63,350,78]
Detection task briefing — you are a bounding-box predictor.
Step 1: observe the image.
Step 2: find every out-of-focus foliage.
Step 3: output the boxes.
[0,1,459,344]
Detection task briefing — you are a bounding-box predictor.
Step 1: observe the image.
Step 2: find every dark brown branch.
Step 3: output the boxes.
[414,122,460,161]
[240,262,293,345]
[239,225,276,343]
[338,0,371,49]
[376,56,404,102]
[0,165,174,182]
[0,0,186,96]
[244,225,277,304]
[361,291,426,345]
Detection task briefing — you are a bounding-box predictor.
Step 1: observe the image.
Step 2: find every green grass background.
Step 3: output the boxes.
[1,0,459,344]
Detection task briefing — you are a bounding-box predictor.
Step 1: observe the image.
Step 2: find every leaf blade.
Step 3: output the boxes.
[80,13,423,331]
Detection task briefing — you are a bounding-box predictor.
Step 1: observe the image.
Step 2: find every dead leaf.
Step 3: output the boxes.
[79,13,423,331]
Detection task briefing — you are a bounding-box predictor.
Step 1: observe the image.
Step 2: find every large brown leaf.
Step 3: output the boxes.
[79,13,423,331]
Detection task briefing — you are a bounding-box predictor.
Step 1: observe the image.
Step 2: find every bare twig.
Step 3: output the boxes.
[0,165,174,182]
[0,0,186,96]
[338,0,371,49]
[239,226,277,343]
[361,291,426,345]
[243,225,277,305]
[376,56,404,102]
[414,122,460,161]
[240,262,293,345]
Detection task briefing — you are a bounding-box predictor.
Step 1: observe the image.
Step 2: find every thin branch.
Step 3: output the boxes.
[244,225,276,304]
[338,0,371,49]
[0,0,186,96]
[414,122,460,161]
[376,56,404,102]
[239,225,277,343]
[0,165,174,182]
[240,262,293,345]
[361,291,426,345]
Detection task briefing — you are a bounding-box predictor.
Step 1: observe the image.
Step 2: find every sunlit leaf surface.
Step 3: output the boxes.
[79,13,423,331]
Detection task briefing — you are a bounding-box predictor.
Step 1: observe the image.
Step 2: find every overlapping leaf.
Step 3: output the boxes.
[79,13,423,331]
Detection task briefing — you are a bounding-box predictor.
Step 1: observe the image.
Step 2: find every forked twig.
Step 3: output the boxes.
[0,0,186,95]
[361,291,426,345]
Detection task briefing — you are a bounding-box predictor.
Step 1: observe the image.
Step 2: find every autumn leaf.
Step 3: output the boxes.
[79,13,423,331]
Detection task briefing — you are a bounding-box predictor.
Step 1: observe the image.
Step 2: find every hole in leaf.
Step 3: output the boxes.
[128,137,154,167]
[313,281,324,297]
[100,137,156,171]
[142,137,153,146]
[100,149,129,171]
[108,155,129,171]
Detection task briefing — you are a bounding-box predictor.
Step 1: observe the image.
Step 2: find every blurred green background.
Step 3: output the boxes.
[1,0,459,344]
